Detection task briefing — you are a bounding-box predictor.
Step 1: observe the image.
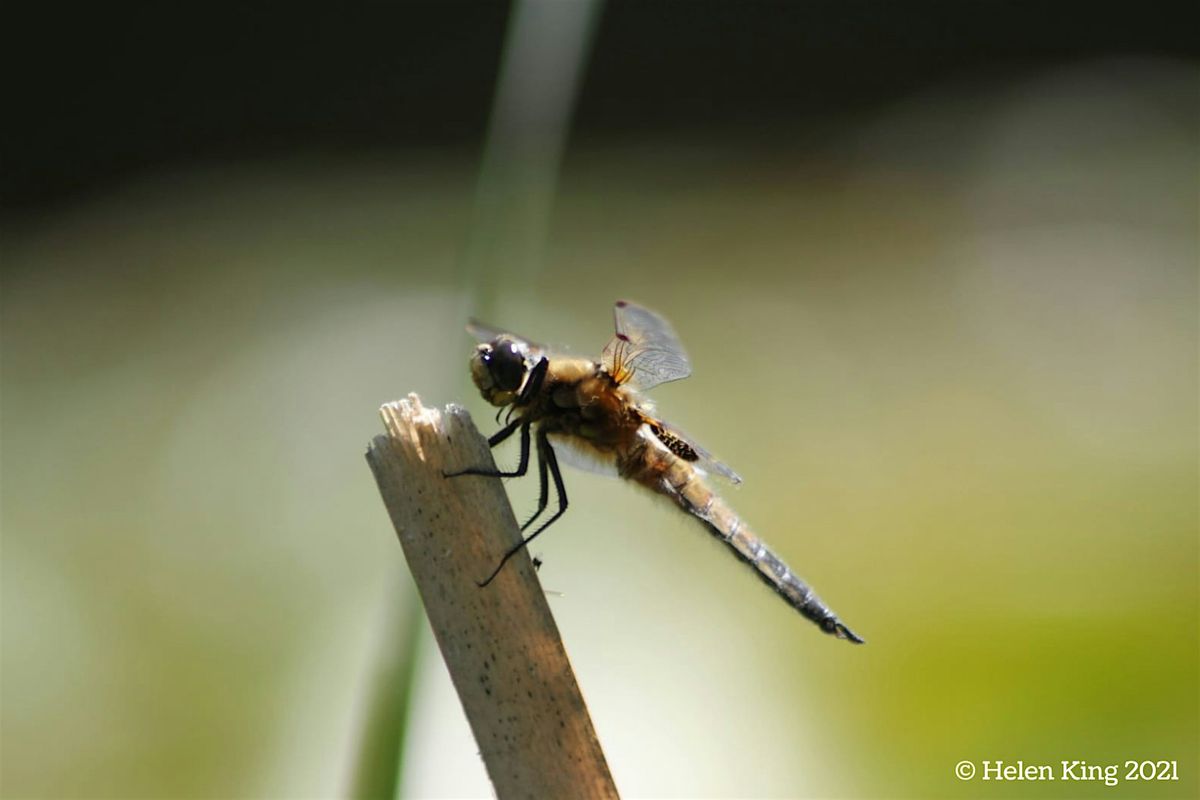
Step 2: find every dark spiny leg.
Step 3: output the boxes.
[487,416,522,448]
[444,420,530,478]
[447,358,546,478]
[516,357,548,405]
[536,435,569,537]
[520,435,550,532]
[478,432,569,587]
[496,359,546,428]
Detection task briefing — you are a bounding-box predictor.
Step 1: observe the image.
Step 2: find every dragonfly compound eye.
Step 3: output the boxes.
[489,338,528,393]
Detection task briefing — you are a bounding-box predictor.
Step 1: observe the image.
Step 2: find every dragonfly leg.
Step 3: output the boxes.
[487,416,522,448]
[443,419,530,478]
[515,357,548,405]
[497,358,546,428]
[519,436,550,532]
[477,431,569,587]
[534,434,569,536]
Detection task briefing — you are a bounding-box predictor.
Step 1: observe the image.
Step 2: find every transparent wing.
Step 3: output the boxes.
[642,415,743,485]
[545,432,620,478]
[467,319,537,347]
[466,319,558,363]
[601,300,692,391]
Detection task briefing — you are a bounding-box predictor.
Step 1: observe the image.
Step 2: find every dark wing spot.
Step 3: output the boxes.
[650,423,699,461]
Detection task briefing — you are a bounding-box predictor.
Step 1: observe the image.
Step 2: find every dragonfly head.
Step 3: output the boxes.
[470,335,531,407]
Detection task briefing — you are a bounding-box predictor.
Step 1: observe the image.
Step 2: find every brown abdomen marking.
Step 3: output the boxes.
[649,423,699,461]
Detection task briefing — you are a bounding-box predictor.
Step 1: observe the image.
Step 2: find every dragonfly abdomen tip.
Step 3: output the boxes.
[836,623,866,644]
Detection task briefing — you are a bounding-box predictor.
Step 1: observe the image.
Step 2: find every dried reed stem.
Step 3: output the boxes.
[365,394,618,800]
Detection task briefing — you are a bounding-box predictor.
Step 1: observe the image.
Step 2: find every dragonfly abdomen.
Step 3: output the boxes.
[657,457,864,644]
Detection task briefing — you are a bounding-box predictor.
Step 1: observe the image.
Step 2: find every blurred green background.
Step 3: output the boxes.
[3,2,1197,799]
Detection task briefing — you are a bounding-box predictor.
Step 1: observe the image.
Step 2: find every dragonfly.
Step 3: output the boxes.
[446,300,863,643]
